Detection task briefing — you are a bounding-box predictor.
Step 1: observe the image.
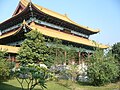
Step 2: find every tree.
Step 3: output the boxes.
[87,49,119,86]
[48,38,65,65]
[111,42,120,62]
[111,42,120,80]
[16,30,53,90]
[17,30,49,65]
[0,50,11,82]
[15,63,50,90]
[66,46,78,64]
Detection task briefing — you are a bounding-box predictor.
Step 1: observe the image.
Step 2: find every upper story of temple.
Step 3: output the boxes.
[0,0,108,52]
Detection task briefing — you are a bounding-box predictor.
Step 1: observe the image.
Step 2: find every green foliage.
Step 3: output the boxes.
[87,49,119,86]
[0,50,11,82]
[15,63,51,90]
[48,38,79,65]
[48,38,65,64]
[111,42,120,62]
[17,30,50,65]
[111,42,120,80]
[66,46,78,64]
[16,30,55,90]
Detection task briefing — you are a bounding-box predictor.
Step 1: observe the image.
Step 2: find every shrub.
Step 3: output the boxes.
[111,42,120,80]
[0,50,11,82]
[87,49,119,86]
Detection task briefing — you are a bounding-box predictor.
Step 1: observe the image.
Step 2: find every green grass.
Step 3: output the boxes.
[0,79,69,90]
[0,79,120,90]
[56,80,120,90]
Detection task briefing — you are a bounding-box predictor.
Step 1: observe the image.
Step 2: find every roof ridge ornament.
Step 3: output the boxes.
[28,0,34,18]
[22,20,28,25]
[22,20,28,32]
[28,0,32,2]
[64,13,68,17]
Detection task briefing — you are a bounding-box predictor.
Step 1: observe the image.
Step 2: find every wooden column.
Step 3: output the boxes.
[8,54,11,61]
[81,53,84,65]
[88,52,90,61]
[64,51,66,65]
[78,51,81,65]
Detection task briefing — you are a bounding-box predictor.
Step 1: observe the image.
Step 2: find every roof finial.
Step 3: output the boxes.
[28,0,32,2]
[65,13,67,17]
[22,20,28,25]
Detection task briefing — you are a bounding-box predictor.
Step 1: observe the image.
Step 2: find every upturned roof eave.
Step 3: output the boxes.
[0,20,31,39]
[29,22,108,49]
[0,21,108,49]
[33,3,100,34]
[0,2,30,28]
[0,0,99,34]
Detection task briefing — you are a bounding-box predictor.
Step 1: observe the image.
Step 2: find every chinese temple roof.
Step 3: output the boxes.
[0,29,19,39]
[0,45,19,53]
[0,21,108,49]
[18,0,99,33]
[0,0,109,54]
[30,22,108,49]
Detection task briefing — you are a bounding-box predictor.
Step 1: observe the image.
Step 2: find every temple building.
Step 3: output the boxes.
[0,0,108,63]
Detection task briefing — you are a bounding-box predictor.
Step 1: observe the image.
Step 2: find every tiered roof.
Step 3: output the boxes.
[0,21,108,49]
[0,0,108,54]
[17,0,100,33]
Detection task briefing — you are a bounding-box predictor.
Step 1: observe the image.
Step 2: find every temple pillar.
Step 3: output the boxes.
[78,51,81,65]
[64,51,66,65]
[81,52,85,68]
[8,54,11,61]
[88,52,90,61]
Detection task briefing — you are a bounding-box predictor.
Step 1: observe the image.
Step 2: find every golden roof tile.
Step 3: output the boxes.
[29,23,108,49]
[0,30,19,39]
[0,45,19,53]
[0,20,29,39]
[0,21,108,49]
[20,0,29,6]
[20,0,99,33]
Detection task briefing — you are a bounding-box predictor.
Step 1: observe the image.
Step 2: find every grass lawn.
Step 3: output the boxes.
[0,79,120,90]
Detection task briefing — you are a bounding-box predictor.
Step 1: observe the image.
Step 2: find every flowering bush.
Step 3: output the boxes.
[15,63,52,90]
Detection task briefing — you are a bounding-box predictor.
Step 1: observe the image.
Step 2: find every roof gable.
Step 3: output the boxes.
[17,0,99,34]
[0,0,99,35]
[12,0,28,16]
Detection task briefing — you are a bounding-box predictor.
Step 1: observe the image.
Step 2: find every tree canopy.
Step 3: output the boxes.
[111,42,120,62]
[17,30,50,65]
[111,42,120,80]
[87,49,119,86]
[16,30,54,90]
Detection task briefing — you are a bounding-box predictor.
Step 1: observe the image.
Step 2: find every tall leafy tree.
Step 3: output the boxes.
[48,38,65,64]
[66,46,78,64]
[111,42,120,62]
[17,30,49,65]
[87,49,119,86]
[16,30,53,90]
[111,42,120,80]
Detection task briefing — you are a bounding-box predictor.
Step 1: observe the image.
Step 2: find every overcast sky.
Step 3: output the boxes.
[0,0,120,46]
